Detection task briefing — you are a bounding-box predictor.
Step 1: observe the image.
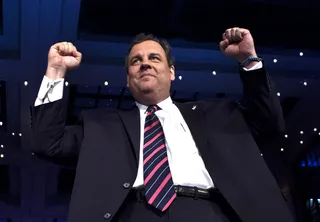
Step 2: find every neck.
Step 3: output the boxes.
[135,92,170,106]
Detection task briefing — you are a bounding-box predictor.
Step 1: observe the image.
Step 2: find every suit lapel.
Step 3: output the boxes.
[175,102,209,158]
[117,107,140,165]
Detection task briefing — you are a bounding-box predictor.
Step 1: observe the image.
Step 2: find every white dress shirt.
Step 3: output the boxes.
[35,62,263,189]
[134,97,214,188]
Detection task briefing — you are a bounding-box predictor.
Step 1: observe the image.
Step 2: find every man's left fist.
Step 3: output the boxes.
[219,27,257,63]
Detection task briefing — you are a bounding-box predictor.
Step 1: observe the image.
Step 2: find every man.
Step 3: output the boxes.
[30,27,296,222]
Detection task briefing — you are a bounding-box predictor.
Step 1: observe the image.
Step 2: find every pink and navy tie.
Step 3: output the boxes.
[143,105,176,211]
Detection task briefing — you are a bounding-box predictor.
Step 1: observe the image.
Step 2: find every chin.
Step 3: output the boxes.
[139,82,156,91]
[140,87,154,94]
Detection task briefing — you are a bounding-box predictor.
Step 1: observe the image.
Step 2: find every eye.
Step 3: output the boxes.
[131,58,140,64]
[150,56,160,60]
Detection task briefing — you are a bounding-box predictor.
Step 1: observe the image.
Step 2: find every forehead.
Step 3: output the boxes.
[129,40,166,57]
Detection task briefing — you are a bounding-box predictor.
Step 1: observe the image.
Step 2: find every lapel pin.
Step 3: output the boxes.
[192,105,197,110]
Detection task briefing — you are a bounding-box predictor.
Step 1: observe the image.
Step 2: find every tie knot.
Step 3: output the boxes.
[147,105,160,114]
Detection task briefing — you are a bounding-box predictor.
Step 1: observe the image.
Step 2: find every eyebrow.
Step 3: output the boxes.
[130,52,162,61]
[149,52,161,57]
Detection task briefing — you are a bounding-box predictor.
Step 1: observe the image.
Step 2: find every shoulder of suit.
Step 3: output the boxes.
[82,106,138,115]
[175,98,240,112]
[81,107,119,117]
[176,98,234,106]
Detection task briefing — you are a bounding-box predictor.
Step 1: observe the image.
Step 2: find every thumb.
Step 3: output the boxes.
[72,50,82,63]
[219,39,229,52]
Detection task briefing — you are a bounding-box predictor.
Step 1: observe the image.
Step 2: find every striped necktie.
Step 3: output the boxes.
[143,105,176,211]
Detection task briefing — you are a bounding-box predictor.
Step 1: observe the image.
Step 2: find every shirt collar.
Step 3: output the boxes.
[135,96,174,114]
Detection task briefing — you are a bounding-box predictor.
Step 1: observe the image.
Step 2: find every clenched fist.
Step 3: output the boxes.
[46,42,82,80]
[219,27,257,65]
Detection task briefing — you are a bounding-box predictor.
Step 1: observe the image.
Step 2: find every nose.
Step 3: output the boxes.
[140,61,152,71]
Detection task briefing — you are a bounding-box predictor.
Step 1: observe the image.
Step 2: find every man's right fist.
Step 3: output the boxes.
[46,42,82,80]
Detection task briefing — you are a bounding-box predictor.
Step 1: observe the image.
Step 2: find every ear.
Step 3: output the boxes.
[170,66,175,81]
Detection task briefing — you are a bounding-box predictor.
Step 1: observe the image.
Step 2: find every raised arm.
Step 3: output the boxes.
[238,64,285,136]
[30,100,83,168]
[219,27,285,137]
[30,42,83,167]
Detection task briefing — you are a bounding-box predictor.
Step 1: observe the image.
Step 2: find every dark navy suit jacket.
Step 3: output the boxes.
[30,64,296,222]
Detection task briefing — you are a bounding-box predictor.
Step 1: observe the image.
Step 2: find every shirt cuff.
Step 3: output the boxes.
[242,61,263,71]
[34,76,65,106]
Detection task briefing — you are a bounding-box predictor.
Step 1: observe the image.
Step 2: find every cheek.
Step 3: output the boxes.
[127,76,137,88]
[154,66,167,76]
[127,69,139,80]
[127,74,136,88]
[128,65,140,74]
[158,67,172,80]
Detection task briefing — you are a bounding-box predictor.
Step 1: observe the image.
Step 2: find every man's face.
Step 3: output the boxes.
[126,40,175,98]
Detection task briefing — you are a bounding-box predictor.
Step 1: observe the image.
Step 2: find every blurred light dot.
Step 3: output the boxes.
[0,122,3,126]
[300,131,304,134]
[277,92,280,96]
[12,133,15,136]
[0,154,3,158]
[300,52,303,56]
[281,148,284,152]
[212,71,216,75]
[285,134,288,138]
[104,81,109,86]
[24,81,28,86]
[179,76,182,80]
[65,81,69,86]
[0,145,3,148]
[303,81,307,86]
[273,59,277,63]
[314,128,317,132]
[261,153,263,156]
[19,133,22,136]
[300,141,303,144]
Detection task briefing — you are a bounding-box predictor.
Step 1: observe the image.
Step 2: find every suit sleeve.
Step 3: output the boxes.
[30,99,83,168]
[238,60,285,137]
